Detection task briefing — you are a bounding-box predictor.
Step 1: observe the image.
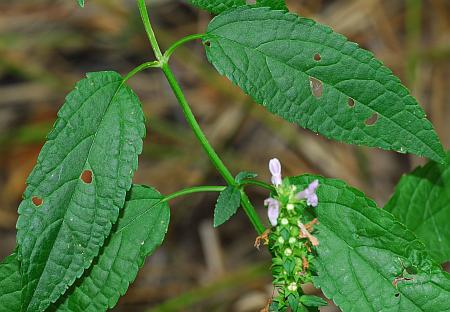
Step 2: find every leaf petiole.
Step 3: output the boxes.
[163,33,206,63]
[162,186,226,203]
[123,61,161,82]
[239,179,276,193]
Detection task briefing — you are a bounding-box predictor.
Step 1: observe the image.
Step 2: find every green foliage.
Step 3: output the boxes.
[77,0,85,8]
[290,175,450,312]
[299,295,327,307]
[188,1,287,14]
[385,152,450,263]
[56,185,170,311]
[204,7,445,163]
[257,0,287,10]
[0,252,21,312]
[188,0,246,14]
[234,171,258,184]
[0,186,169,312]
[16,71,145,312]
[213,186,241,227]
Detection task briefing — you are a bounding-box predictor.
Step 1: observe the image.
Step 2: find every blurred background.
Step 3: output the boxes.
[0,0,449,311]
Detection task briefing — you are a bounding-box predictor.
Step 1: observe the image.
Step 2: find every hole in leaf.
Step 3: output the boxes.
[314,53,321,61]
[32,196,43,207]
[309,77,323,98]
[365,113,378,125]
[81,170,93,184]
[348,98,355,107]
[246,0,256,4]
[394,293,400,298]
[204,41,211,47]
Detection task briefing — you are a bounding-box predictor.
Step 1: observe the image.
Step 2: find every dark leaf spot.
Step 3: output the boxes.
[32,196,43,207]
[365,113,378,125]
[204,41,211,47]
[81,170,93,184]
[394,293,400,297]
[314,53,321,61]
[348,98,355,107]
[309,77,323,98]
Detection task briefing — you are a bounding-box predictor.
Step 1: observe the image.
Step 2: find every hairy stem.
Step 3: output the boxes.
[162,186,226,203]
[136,0,266,234]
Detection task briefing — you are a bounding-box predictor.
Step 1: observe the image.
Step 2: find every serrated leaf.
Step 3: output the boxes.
[385,152,450,263]
[213,186,241,227]
[235,171,258,184]
[188,0,245,14]
[204,7,445,163]
[256,0,287,10]
[0,252,21,312]
[290,175,450,312]
[16,71,145,312]
[55,185,170,311]
[77,0,85,8]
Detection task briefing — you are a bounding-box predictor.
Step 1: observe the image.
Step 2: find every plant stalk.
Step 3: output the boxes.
[136,0,266,234]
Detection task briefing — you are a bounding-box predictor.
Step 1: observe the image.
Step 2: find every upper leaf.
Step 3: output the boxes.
[0,252,21,312]
[290,175,450,312]
[77,0,85,8]
[385,152,450,263]
[213,186,241,227]
[204,7,445,163]
[188,0,287,15]
[188,0,246,14]
[56,185,170,311]
[256,0,287,10]
[16,71,145,312]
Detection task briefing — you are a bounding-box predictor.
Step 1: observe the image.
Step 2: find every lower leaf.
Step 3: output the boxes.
[290,175,450,312]
[0,252,21,312]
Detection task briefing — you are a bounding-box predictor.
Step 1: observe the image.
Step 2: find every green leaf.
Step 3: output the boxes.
[77,0,85,8]
[188,0,246,14]
[204,7,445,163]
[16,71,145,312]
[213,186,241,227]
[55,185,170,311]
[385,152,450,263]
[299,295,327,307]
[256,0,287,10]
[290,175,450,312]
[235,171,258,184]
[0,252,21,312]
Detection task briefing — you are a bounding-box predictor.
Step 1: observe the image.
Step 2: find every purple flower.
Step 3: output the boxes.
[296,179,319,207]
[264,198,280,226]
[269,158,282,186]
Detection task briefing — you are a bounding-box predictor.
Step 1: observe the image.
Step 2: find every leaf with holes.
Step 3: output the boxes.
[204,7,445,163]
[77,0,85,8]
[289,175,450,312]
[385,152,450,263]
[256,0,287,10]
[16,71,145,312]
[54,185,170,311]
[213,186,241,227]
[188,0,246,14]
[0,251,21,312]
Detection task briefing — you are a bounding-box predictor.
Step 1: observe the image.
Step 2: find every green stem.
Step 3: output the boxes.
[123,61,160,82]
[162,186,226,203]
[136,2,266,235]
[163,33,206,62]
[240,179,276,192]
[136,0,163,60]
